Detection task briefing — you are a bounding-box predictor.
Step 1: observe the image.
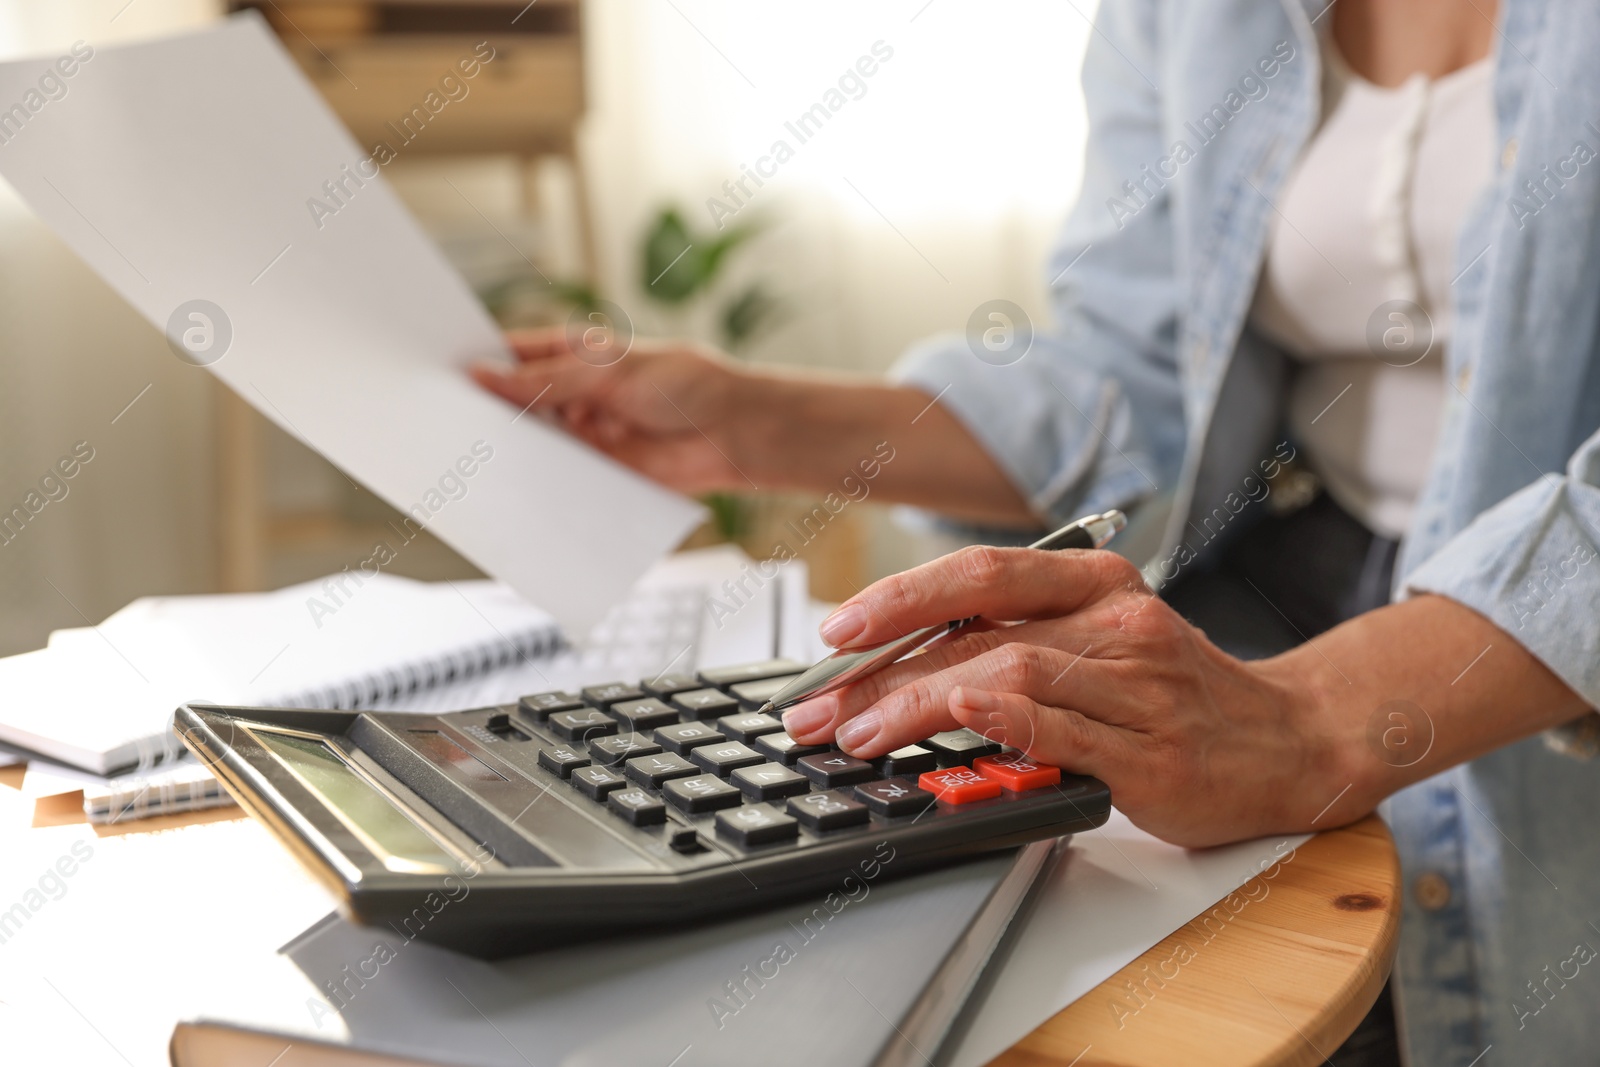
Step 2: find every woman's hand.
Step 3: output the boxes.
[780,546,1350,847]
[470,328,1042,526]
[471,329,755,495]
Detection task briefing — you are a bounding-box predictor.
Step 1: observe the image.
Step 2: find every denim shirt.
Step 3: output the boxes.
[892,0,1600,1060]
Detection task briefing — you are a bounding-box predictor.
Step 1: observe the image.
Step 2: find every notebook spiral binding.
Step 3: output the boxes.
[94,622,565,823]
[269,622,564,711]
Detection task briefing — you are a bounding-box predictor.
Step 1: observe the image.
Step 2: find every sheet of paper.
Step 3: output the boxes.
[0,15,703,634]
[948,812,1311,1067]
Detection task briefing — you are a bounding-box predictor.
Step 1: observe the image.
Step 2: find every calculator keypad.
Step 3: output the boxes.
[855,777,936,817]
[625,752,699,788]
[671,688,740,720]
[716,804,799,846]
[716,712,785,743]
[797,752,877,789]
[608,787,667,825]
[588,735,662,766]
[690,741,766,776]
[548,709,618,742]
[753,733,829,766]
[664,774,743,814]
[572,765,628,800]
[731,762,810,801]
[923,730,1003,766]
[787,790,869,831]
[512,662,1065,849]
[653,721,725,754]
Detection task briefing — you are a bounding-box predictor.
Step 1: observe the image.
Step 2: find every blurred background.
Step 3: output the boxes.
[0,0,1093,657]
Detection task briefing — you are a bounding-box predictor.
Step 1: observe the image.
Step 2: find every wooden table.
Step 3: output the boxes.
[1000,815,1400,1067]
[1,767,1398,1067]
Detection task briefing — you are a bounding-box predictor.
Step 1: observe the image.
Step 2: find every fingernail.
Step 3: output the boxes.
[819,603,867,647]
[835,710,883,753]
[782,697,835,738]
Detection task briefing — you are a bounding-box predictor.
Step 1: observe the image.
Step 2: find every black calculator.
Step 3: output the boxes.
[174,659,1111,958]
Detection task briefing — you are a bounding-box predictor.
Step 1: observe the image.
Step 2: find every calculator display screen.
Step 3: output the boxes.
[255,729,455,874]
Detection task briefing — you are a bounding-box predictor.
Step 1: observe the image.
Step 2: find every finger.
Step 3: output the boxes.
[469,359,616,412]
[818,545,1146,649]
[948,687,1130,781]
[832,642,1127,759]
[504,327,579,363]
[782,618,1095,744]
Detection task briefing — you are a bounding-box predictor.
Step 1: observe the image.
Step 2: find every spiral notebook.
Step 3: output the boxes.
[0,574,563,777]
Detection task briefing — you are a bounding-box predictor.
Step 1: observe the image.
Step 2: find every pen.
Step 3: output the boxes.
[758,509,1128,716]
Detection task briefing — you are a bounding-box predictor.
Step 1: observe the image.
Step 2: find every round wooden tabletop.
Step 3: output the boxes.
[997,815,1401,1067]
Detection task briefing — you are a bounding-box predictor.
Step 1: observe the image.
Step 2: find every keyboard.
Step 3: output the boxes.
[175,659,1111,958]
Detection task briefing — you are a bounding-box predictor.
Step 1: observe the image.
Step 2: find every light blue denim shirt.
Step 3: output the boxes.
[893,0,1600,1060]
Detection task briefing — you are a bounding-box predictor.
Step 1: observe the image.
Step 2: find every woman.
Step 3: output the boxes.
[474,1,1600,1061]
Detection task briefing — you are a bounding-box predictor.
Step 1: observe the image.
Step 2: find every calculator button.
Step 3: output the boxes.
[728,674,803,710]
[571,765,628,800]
[653,721,725,755]
[754,733,830,766]
[641,673,702,699]
[716,712,786,743]
[855,777,936,817]
[715,804,800,846]
[663,774,743,814]
[518,691,583,719]
[608,787,668,826]
[973,753,1062,792]
[923,729,1003,766]
[588,735,663,767]
[731,762,810,801]
[609,698,680,732]
[690,742,766,777]
[919,767,1002,804]
[666,824,702,852]
[625,752,700,788]
[536,745,590,779]
[582,682,646,709]
[797,751,877,789]
[548,709,619,742]
[671,688,739,720]
[877,745,938,777]
[787,790,870,832]
[698,660,806,688]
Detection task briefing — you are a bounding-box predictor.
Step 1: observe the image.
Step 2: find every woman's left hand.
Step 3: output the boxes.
[780,546,1350,847]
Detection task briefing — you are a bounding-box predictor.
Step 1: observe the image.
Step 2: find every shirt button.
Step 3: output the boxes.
[1502,137,1519,169]
[1414,871,1452,911]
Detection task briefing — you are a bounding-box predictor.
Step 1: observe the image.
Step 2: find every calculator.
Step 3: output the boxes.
[174,659,1111,958]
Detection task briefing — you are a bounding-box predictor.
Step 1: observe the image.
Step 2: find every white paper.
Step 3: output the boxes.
[949,811,1312,1067]
[0,15,703,633]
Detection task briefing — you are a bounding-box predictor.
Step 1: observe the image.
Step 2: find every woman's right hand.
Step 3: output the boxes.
[470,328,758,495]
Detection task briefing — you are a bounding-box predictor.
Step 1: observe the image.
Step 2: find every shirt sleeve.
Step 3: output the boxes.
[1401,424,1600,743]
[889,0,1187,533]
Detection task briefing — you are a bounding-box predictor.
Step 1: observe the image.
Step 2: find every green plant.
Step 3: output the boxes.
[640,207,783,353]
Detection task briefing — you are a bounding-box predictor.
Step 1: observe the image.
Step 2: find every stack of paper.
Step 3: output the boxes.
[0,573,561,776]
[0,545,810,823]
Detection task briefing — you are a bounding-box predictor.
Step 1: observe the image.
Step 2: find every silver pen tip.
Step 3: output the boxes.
[757,701,776,716]
[1089,509,1127,546]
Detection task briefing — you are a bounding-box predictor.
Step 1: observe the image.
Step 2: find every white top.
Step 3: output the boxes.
[1250,38,1496,539]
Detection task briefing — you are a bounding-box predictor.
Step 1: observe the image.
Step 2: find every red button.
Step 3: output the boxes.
[974,753,1061,792]
[918,767,1002,804]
